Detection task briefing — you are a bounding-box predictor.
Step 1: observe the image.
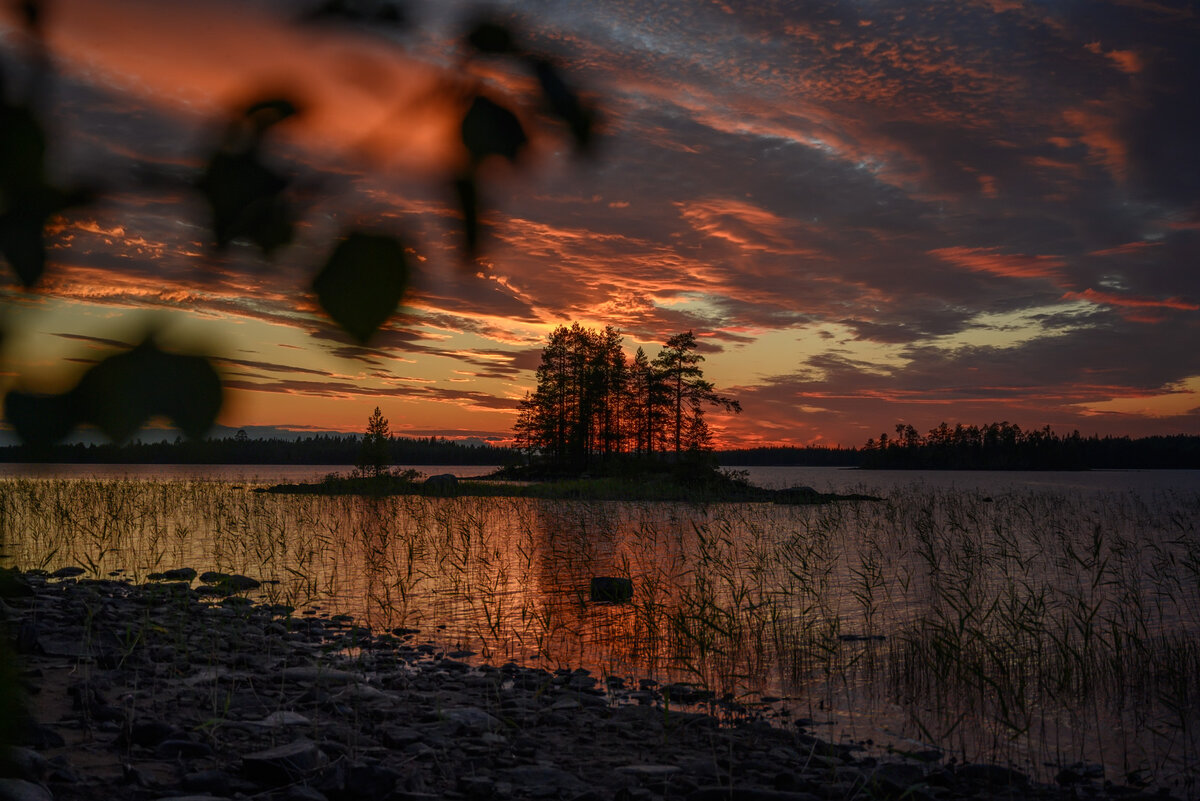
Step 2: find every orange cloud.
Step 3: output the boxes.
[1063,288,1199,312]
[18,0,464,175]
[929,247,1065,280]
[1062,107,1128,181]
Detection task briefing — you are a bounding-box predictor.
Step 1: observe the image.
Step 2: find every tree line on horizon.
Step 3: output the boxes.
[0,432,515,466]
[1,420,1195,469]
[861,421,1200,469]
[513,324,741,471]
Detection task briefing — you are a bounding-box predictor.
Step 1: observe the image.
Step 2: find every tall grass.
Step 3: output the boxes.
[1,478,1197,792]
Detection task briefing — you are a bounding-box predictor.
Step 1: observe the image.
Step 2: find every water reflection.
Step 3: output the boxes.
[2,478,1199,793]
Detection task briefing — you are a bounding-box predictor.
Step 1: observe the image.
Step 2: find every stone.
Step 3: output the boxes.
[687,789,822,801]
[0,569,34,598]
[2,748,49,782]
[162,568,198,581]
[869,762,926,794]
[956,764,1028,786]
[590,576,633,603]
[500,765,586,791]
[282,787,328,801]
[127,720,186,748]
[281,666,361,685]
[440,707,501,731]
[242,740,328,786]
[154,740,215,759]
[220,574,260,592]
[48,567,85,579]
[199,571,232,584]
[0,779,53,801]
[422,473,458,495]
[254,710,311,727]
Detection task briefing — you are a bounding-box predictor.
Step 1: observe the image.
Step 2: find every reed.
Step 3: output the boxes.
[1,477,1197,793]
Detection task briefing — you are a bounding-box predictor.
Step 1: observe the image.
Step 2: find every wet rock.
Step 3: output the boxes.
[0,779,53,801]
[15,724,64,750]
[439,707,501,731]
[220,574,261,592]
[161,568,198,581]
[253,710,311,728]
[125,720,186,748]
[1055,762,1105,785]
[0,569,34,598]
[281,787,328,801]
[501,764,588,793]
[956,764,1028,786]
[458,775,495,797]
[48,567,85,579]
[154,740,214,759]
[2,748,49,782]
[199,571,231,584]
[869,761,926,794]
[688,790,822,801]
[242,739,328,786]
[281,666,361,685]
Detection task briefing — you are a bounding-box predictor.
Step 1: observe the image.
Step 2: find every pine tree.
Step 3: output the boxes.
[357,406,390,477]
[653,331,741,455]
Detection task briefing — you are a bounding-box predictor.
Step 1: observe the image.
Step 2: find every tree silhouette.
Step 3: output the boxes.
[514,324,741,470]
[356,406,390,477]
[653,331,741,455]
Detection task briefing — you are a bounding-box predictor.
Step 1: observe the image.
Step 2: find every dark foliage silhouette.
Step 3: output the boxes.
[514,324,741,472]
[0,2,601,446]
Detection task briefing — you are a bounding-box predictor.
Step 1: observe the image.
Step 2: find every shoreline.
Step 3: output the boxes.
[0,570,1155,801]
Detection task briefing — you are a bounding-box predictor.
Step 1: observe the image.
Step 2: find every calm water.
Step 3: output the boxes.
[1,467,1198,793]
[2,462,1196,496]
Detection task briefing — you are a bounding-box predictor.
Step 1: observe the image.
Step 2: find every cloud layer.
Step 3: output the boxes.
[1,0,1197,445]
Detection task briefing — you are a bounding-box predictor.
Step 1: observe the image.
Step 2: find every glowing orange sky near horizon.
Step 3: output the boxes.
[1,0,1197,448]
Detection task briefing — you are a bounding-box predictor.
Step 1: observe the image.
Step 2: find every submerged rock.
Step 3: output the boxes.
[590,576,633,602]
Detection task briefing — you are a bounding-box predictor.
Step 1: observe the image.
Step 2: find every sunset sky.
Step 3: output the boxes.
[0,0,1197,447]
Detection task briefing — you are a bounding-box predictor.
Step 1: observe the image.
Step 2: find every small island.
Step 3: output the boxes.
[266,326,874,504]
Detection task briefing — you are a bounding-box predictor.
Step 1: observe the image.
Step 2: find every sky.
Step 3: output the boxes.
[0,0,1197,448]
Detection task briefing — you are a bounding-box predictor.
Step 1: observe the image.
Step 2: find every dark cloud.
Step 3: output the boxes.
[2,0,1197,442]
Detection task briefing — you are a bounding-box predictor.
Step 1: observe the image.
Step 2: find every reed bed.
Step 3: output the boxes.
[1,477,1197,794]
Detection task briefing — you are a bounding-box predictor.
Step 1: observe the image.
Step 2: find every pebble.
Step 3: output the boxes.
[0,571,1159,801]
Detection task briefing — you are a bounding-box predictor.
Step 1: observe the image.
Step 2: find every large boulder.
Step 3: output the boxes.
[423,473,458,495]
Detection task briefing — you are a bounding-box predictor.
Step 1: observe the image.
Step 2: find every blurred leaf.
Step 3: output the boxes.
[0,185,90,288]
[452,174,480,258]
[243,98,300,133]
[16,0,42,32]
[71,339,222,443]
[303,0,407,26]
[461,95,527,165]
[3,389,77,449]
[0,101,46,197]
[195,97,299,254]
[532,58,595,153]
[312,231,410,344]
[196,148,293,253]
[466,20,515,54]
[73,343,158,442]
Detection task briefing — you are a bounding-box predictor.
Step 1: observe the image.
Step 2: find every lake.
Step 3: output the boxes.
[2,462,1197,496]
[1,466,1198,794]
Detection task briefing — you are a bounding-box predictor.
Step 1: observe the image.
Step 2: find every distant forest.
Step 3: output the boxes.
[860,422,1200,470]
[0,424,1196,469]
[0,433,516,466]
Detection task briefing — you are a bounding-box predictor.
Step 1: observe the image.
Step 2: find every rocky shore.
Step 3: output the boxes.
[0,570,1152,801]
